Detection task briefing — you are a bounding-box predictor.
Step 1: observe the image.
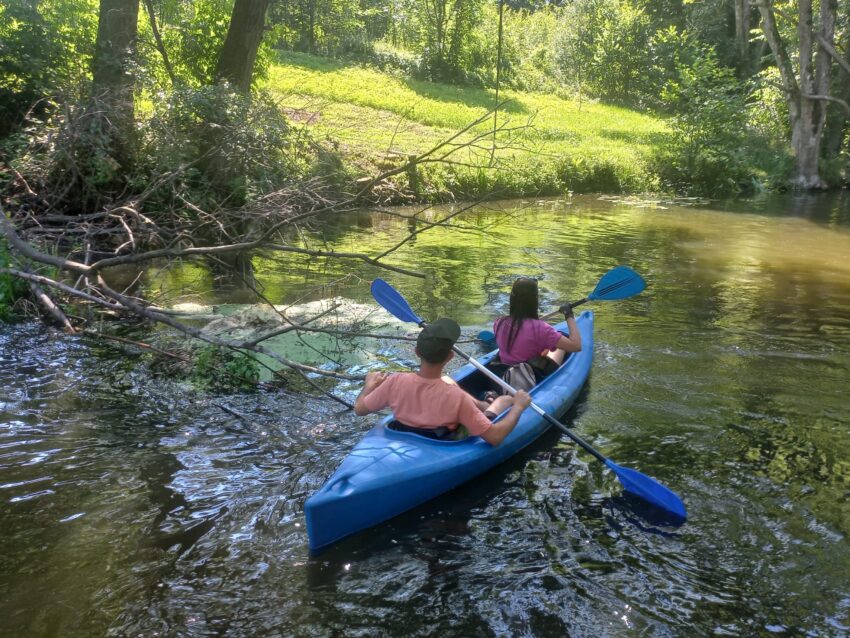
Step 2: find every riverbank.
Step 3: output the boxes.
[265,51,790,200]
[266,51,670,200]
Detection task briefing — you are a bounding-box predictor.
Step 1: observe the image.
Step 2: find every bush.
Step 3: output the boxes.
[0,236,29,321]
[652,51,757,195]
[9,84,318,218]
[138,85,314,210]
[192,344,260,392]
[0,0,97,138]
[8,91,138,212]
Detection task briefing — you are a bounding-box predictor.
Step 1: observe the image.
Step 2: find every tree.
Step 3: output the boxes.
[733,0,752,75]
[419,0,482,82]
[214,0,272,92]
[755,0,843,188]
[91,0,140,166]
[822,24,850,160]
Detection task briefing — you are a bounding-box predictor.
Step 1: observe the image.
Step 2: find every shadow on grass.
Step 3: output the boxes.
[275,50,358,73]
[401,77,528,116]
[596,128,672,147]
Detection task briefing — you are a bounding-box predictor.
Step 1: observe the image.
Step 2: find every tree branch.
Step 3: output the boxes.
[142,0,176,84]
[818,34,850,80]
[802,93,850,116]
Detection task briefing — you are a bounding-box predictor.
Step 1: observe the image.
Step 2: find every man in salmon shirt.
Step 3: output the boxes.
[354,318,532,445]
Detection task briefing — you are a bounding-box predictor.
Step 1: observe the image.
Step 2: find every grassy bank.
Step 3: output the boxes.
[265,51,672,199]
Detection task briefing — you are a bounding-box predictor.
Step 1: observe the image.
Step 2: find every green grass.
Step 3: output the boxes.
[265,51,673,198]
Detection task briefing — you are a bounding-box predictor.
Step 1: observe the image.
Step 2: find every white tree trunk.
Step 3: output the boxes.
[790,114,827,188]
[756,0,837,189]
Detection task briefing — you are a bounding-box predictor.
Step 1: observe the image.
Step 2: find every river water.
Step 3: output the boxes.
[1,193,849,637]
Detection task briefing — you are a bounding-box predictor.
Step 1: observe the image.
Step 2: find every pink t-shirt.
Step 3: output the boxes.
[494,317,563,365]
[362,373,493,436]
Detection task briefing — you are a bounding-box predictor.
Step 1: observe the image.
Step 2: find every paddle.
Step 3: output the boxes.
[371,278,687,523]
[477,265,646,344]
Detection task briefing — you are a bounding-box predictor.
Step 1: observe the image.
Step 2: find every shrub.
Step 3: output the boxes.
[138,85,313,210]
[0,236,29,321]
[0,0,97,138]
[192,344,260,391]
[653,50,757,195]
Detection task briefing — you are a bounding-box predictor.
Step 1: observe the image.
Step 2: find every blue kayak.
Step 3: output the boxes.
[305,311,594,553]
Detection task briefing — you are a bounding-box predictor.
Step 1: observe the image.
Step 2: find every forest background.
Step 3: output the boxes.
[2,0,850,204]
[0,0,849,347]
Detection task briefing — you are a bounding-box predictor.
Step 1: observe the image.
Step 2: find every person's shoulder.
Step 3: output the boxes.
[389,372,414,385]
[445,381,477,405]
[532,318,557,331]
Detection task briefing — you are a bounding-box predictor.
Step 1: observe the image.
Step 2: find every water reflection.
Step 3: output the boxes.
[2,193,850,636]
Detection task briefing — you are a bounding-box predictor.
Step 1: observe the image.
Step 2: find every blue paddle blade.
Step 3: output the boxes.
[605,459,687,522]
[588,265,646,302]
[371,279,423,325]
[478,329,496,344]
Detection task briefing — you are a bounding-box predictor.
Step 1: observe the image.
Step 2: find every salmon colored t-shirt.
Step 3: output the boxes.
[362,373,493,436]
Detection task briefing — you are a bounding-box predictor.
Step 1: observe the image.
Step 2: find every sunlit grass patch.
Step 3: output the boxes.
[265,51,672,197]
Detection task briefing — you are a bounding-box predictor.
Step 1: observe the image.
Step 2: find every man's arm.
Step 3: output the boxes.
[354,371,388,416]
[479,390,532,446]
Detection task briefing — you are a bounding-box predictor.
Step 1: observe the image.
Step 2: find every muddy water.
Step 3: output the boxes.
[2,192,850,637]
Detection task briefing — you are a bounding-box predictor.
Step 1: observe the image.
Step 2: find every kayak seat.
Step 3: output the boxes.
[385,420,472,444]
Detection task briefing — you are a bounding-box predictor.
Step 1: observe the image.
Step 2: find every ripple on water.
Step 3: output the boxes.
[4,195,850,636]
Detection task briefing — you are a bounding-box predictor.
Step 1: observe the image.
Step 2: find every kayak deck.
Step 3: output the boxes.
[305,311,594,553]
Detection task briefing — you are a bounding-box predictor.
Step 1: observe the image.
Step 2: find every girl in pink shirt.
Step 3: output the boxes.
[494,278,582,378]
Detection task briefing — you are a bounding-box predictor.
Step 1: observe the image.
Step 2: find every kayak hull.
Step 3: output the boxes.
[305,311,594,553]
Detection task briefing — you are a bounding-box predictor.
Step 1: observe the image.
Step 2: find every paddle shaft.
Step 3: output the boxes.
[478,296,590,342]
[431,326,607,463]
[541,296,589,322]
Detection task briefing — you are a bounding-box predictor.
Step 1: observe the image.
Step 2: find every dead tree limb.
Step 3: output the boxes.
[27,279,76,332]
[2,104,535,404]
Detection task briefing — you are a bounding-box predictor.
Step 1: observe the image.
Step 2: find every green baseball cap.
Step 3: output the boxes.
[416,318,461,362]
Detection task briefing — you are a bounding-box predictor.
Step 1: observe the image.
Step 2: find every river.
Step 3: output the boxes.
[1,193,849,637]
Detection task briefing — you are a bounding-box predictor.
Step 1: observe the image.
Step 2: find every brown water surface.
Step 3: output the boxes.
[1,192,849,636]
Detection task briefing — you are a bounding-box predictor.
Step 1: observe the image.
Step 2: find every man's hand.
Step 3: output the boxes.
[513,390,532,410]
[364,371,388,391]
[481,389,533,446]
[355,371,388,416]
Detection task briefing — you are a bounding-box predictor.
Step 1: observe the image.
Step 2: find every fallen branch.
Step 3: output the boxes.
[28,279,76,332]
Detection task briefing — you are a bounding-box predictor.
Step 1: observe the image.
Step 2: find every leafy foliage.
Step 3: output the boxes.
[138,85,313,209]
[137,0,277,90]
[192,344,261,391]
[654,51,759,195]
[0,236,28,321]
[0,0,97,136]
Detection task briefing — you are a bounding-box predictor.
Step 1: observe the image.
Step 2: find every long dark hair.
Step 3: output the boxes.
[503,277,539,351]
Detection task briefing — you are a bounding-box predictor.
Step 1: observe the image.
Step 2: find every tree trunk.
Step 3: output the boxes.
[91,0,140,169]
[791,113,826,188]
[214,0,271,92]
[756,0,835,189]
[823,30,850,159]
[734,0,751,76]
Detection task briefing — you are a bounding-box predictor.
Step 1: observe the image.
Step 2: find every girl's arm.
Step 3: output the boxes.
[555,304,581,352]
